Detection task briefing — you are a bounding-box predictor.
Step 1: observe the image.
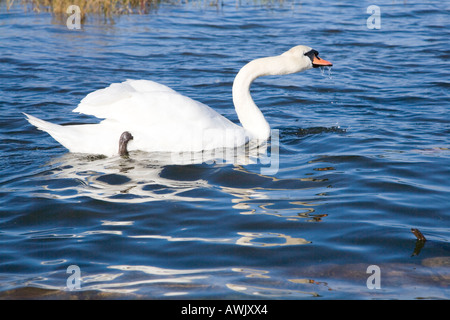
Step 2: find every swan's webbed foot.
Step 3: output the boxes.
[119,131,134,157]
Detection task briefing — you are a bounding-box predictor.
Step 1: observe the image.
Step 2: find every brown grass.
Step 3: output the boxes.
[5,0,173,15]
[3,0,292,19]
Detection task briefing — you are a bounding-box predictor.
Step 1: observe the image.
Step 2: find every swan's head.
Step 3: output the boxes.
[119,131,134,156]
[282,45,333,73]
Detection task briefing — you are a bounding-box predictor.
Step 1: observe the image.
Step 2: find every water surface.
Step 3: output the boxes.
[0,1,449,299]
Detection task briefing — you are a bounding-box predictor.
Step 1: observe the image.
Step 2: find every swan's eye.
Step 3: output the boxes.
[304,49,318,63]
[304,50,319,57]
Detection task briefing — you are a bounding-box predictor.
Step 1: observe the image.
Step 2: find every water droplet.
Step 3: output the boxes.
[320,66,325,77]
[327,66,333,78]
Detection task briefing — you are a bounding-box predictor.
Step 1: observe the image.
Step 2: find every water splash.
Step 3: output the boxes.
[320,66,333,79]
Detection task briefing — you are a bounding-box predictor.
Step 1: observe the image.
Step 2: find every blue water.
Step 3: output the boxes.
[0,1,449,299]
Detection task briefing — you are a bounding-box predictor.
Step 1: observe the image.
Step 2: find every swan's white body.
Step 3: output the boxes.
[27,80,245,155]
[25,45,330,156]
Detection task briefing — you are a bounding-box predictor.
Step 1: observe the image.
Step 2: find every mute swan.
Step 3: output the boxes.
[24,45,332,156]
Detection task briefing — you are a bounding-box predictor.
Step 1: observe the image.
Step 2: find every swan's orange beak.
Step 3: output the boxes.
[312,56,333,68]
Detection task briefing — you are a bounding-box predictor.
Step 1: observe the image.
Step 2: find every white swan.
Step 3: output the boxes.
[25,45,332,156]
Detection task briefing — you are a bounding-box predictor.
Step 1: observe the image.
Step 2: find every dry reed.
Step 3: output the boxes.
[3,0,292,19]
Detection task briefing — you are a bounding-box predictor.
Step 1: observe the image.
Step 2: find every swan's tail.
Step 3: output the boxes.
[24,113,120,156]
[23,113,74,151]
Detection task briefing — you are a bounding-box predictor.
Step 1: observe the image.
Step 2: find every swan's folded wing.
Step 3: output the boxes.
[73,79,175,116]
[72,79,247,152]
[73,79,237,131]
[26,79,249,153]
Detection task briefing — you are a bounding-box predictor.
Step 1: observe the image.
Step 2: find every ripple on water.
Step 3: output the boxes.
[0,2,449,299]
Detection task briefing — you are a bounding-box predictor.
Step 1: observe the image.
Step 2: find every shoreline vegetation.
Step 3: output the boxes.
[3,0,294,18]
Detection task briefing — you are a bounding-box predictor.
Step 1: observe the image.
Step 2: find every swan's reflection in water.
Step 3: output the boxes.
[26,147,337,298]
[130,231,310,247]
[37,144,274,203]
[36,143,328,211]
[235,232,310,246]
[38,151,211,203]
[223,184,328,222]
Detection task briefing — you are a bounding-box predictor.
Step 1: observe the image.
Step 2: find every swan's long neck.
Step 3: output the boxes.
[232,54,295,141]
